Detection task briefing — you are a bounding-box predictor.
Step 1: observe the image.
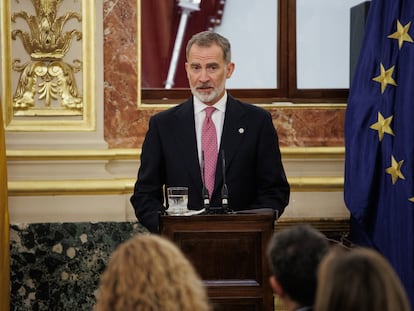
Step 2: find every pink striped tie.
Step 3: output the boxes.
[202,107,218,198]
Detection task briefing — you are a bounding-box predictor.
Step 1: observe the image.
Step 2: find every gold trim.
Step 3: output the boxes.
[8,176,344,196]
[1,1,96,131]
[8,179,135,196]
[289,177,343,192]
[281,146,344,158]
[136,0,141,108]
[6,147,344,161]
[1,0,12,124]
[138,103,180,110]
[138,101,347,110]
[7,148,141,161]
[251,103,346,109]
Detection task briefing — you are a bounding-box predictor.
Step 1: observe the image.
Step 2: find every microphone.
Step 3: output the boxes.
[201,151,210,211]
[221,150,229,212]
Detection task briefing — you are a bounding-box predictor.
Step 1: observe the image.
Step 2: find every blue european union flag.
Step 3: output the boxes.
[345,0,414,306]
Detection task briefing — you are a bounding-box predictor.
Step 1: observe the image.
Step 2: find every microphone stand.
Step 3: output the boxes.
[207,150,231,214]
[221,150,229,213]
[201,151,210,212]
[202,150,232,214]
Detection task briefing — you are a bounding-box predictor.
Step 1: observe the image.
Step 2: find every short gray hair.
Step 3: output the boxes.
[186,31,231,64]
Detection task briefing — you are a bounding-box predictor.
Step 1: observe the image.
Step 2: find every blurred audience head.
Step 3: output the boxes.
[94,234,211,311]
[315,246,411,311]
[267,224,330,311]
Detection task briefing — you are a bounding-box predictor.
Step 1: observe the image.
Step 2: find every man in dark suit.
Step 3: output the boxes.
[131,31,290,233]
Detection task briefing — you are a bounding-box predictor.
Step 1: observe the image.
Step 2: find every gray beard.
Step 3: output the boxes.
[191,85,224,104]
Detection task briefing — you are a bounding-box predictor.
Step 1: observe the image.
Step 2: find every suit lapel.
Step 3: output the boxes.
[172,100,203,191]
[170,97,247,198]
[215,96,247,189]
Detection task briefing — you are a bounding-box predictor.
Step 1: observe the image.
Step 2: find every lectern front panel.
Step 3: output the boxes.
[176,231,261,282]
[160,213,275,311]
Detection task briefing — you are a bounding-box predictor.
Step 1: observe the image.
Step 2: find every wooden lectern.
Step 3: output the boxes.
[160,210,276,311]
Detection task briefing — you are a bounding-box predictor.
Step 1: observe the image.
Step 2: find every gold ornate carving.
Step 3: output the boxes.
[1,0,96,131]
[11,0,83,116]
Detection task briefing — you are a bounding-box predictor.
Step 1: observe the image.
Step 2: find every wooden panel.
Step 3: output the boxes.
[176,231,261,281]
[210,297,263,311]
[160,212,275,311]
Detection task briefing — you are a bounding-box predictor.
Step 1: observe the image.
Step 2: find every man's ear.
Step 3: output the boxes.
[226,62,235,78]
[269,275,285,298]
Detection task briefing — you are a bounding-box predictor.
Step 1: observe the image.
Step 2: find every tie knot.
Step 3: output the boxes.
[205,107,216,118]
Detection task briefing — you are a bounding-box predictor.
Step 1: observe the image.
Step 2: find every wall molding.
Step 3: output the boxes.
[7,146,344,160]
[8,176,344,196]
[7,146,349,224]
[7,147,344,196]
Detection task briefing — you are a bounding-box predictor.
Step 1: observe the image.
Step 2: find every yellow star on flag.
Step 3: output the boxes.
[388,20,414,49]
[386,155,405,185]
[370,112,394,141]
[409,197,414,202]
[372,63,397,94]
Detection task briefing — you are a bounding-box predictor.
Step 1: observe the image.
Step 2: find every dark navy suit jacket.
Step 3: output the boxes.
[131,95,290,232]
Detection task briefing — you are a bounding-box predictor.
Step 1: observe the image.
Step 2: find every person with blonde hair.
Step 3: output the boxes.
[94,234,211,311]
[315,246,411,311]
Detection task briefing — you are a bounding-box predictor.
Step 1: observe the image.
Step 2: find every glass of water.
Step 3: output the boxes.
[166,187,188,215]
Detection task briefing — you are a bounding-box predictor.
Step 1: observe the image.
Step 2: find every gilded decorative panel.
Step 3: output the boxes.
[0,0,96,131]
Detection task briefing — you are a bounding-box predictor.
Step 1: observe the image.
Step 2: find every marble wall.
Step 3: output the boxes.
[10,222,148,311]
[102,0,345,149]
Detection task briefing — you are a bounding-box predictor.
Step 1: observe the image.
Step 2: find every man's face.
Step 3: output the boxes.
[185,43,234,106]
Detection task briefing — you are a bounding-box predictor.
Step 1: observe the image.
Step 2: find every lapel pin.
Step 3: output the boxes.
[238,128,245,134]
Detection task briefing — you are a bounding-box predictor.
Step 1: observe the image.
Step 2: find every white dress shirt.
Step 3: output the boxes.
[193,92,227,164]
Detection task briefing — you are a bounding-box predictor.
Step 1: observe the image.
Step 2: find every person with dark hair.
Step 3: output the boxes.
[94,234,211,311]
[315,246,411,311]
[131,30,290,232]
[267,224,329,311]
